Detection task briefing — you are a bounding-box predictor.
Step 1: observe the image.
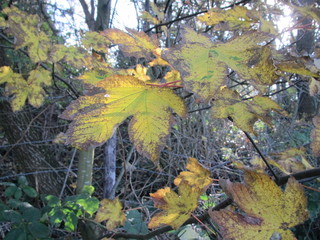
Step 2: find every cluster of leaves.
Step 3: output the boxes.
[0,178,126,239]
[0,176,49,240]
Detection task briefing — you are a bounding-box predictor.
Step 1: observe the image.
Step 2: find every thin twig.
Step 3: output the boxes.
[59,149,77,199]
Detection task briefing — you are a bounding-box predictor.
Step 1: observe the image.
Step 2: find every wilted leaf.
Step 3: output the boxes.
[268,147,314,174]
[210,170,309,240]
[0,66,51,111]
[211,88,284,134]
[95,198,126,230]
[174,158,212,190]
[311,116,320,156]
[60,75,186,162]
[148,182,201,229]
[165,26,278,102]
[309,78,320,96]
[277,57,320,77]
[198,6,258,30]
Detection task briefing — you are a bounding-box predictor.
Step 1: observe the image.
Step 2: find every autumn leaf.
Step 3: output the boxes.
[127,64,151,82]
[164,70,181,82]
[101,28,160,58]
[309,78,320,96]
[0,66,51,111]
[174,158,212,190]
[50,45,92,68]
[3,7,52,62]
[81,31,110,53]
[267,147,314,174]
[164,26,278,102]
[210,170,309,240]
[198,6,258,30]
[211,88,284,134]
[311,116,320,156]
[60,75,186,162]
[276,57,320,78]
[95,198,126,230]
[139,11,160,25]
[148,182,201,229]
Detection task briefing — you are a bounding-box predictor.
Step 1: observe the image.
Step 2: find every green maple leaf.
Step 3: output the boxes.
[0,66,51,111]
[165,26,278,102]
[60,75,186,162]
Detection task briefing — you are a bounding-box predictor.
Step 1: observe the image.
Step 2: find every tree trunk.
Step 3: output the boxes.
[295,0,318,120]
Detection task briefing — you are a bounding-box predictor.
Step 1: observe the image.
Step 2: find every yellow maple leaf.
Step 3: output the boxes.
[50,45,92,68]
[269,147,314,174]
[148,182,201,229]
[127,64,150,82]
[210,170,309,240]
[164,70,181,82]
[211,88,284,134]
[164,26,278,102]
[174,158,212,190]
[3,7,52,63]
[81,31,110,53]
[276,57,320,78]
[95,198,126,231]
[0,66,51,111]
[198,6,258,30]
[101,28,159,59]
[139,11,160,25]
[60,75,186,162]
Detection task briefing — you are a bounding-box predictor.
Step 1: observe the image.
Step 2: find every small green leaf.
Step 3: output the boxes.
[14,188,22,200]
[22,186,37,198]
[4,228,27,240]
[200,194,208,201]
[64,212,78,231]
[45,195,61,207]
[18,176,28,186]
[28,221,50,238]
[22,207,41,222]
[4,185,17,197]
[4,210,23,223]
[80,185,95,196]
[76,198,99,216]
[48,207,65,225]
